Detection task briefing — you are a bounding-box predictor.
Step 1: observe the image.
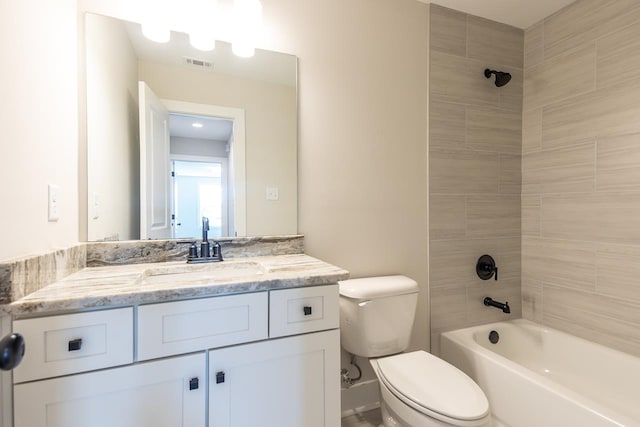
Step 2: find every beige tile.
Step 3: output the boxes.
[543,284,640,336]
[466,196,521,238]
[544,0,640,60]
[521,278,543,322]
[430,4,467,56]
[540,195,597,241]
[466,106,521,154]
[597,20,640,88]
[430,287,468,330]
[467,15,524,69]
[429,195,465,240]
[430,101,465,149]
[543,312,640,358]
[430,148,500,194]
[467,285,522,324]
[521,195,540,236]
[540,193,640,244]
[522,108,542,153]
[341,409,382,427]
[431,51,500,107]
[430,237,520,289]
[500,153,521,195]
[522,236,596,290]
[596,243,640,304]
[596,132,640,192]
[522,142,595,194]
[498,67,523,113]
[524,21,544,69]
[542,77,640,149]
[524,43,596,111]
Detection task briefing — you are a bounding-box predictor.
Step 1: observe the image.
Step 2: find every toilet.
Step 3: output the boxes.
[339,276,492,427]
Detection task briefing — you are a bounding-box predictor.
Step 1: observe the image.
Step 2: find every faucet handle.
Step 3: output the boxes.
[202,217,210,231]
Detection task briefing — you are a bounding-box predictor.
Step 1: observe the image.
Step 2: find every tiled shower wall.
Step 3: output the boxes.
[428,5,523,353]
[522,0,640,357]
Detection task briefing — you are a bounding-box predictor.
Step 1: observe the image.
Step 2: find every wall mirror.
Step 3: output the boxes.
[85,13,297,241]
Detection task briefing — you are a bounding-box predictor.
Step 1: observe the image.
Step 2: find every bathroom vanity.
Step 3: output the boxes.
[5,254,348,427]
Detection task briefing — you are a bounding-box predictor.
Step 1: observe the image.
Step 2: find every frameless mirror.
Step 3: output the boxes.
[85,13,297,241]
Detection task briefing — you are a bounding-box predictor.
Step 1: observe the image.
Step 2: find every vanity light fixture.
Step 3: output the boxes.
[190,33,216,51]
[141,22,171,43]
[232,0,262,57]
[192,123,204,128]
[189,0,217,51]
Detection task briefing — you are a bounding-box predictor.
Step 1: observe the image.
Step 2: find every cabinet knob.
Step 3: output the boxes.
[189,377,199,390]
[68,338,83,352]
[216,371,225,384]
[303,306,312,316]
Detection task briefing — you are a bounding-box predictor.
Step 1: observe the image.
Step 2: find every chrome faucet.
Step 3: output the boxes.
[187,217,223,263]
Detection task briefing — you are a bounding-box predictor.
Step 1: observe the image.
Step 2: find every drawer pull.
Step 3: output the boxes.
[216,371,225,384]
[303,306,312,316]
[189,377,199,390]
[68,338,83,352]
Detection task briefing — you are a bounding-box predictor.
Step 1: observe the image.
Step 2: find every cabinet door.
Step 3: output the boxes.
[14,353,206,427]
[209,329,340,427]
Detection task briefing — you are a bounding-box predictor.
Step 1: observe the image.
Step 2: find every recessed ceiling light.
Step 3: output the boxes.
[192,123,204,128]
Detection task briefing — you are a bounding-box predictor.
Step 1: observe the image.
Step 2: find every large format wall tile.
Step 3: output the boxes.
[543,0,640,60]
[429,5,522,347]
[430,149,500,194]
[523,142,595,194]
[430,101,466,149]
[466,106,521,154]
[430,4,467,56]
[522,108,542,153]
[596,243,640,303]
[524,43,596,111]
[521,195,540,237]
[467,15,524,69]
[524,21,544,69]
[597,20,640,88]
[596,132,640,192]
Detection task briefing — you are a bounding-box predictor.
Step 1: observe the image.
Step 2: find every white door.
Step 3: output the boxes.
[139,81,172,239]
[14,353,206,427]
[209,329,340,427]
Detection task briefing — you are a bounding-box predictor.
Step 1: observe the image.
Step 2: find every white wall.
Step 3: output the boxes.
[0,0,79,261]
[170,137,228,158]
[86,13,139,241]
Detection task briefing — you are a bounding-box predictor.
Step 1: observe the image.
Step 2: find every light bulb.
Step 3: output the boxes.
[232,0,262,58]
[190,33,216,51]
[141,22,170,43]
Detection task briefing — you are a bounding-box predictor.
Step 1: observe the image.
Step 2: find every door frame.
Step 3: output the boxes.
[162,100,246,237]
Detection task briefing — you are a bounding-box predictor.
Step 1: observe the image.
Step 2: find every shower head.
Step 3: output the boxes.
[484,68,511,87]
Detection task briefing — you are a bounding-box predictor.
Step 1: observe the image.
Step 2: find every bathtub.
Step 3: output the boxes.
[440,319,640,427]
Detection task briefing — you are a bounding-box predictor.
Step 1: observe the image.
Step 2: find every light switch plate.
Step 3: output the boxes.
[48,184,60,222]
[266,187,279,201]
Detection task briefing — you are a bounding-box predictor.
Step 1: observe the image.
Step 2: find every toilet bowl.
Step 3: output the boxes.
[338,276,492,427]
[371,351,491,427]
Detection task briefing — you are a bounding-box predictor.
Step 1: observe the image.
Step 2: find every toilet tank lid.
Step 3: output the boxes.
[338,275,418,299]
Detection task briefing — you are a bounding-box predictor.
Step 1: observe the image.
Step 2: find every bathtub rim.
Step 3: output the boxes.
[440,319,637,427]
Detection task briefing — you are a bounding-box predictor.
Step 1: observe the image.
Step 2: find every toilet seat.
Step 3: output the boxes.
[375,351,489,424]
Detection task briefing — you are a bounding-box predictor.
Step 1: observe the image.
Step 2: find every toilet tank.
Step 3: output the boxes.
[338,276,418,358]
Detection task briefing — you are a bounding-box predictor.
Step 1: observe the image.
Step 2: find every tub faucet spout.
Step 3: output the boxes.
[484,297,510,314]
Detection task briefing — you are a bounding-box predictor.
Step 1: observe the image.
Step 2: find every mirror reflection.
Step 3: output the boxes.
[85,13,297,242]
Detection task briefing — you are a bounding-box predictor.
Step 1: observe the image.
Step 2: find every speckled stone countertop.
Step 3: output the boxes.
[5,254,349,317]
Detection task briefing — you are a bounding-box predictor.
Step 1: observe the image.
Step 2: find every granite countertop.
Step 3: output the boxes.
[5,254,349,317]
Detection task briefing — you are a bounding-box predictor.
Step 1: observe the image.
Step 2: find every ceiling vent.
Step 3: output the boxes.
[183,57,214,70]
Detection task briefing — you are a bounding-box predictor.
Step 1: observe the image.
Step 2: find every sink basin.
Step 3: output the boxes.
[139,261,268,286]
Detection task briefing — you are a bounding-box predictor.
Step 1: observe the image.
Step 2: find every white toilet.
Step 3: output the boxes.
[339,276,492,427]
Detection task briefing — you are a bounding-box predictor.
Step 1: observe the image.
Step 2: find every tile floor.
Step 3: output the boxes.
[341,408,382,427]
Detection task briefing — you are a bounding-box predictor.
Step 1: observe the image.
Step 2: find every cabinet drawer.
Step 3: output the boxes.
[269,284,339,338]
[12,308,133,383]
[138,292,268,360]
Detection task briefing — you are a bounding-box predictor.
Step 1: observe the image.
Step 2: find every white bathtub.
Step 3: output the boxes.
[440,319,640,427]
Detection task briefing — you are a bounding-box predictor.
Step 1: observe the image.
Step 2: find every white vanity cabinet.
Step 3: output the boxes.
[11,284,340,427]
[14,353,206,427]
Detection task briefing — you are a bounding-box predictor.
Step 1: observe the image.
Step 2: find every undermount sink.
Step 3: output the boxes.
[139,261,268,286]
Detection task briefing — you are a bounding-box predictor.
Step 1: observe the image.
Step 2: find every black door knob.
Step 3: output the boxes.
[0,333,25,371]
